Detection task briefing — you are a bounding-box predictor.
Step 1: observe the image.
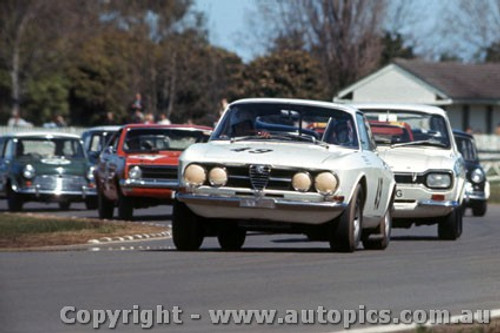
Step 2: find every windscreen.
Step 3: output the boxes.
[212,103,359,149]
[16,138,85,159]
[123,128,210,152]
[361,109,451,148]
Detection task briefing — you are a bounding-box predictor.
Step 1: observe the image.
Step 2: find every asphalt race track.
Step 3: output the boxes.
[1,201,499,333]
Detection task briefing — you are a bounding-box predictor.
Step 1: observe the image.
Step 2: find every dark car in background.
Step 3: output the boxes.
[81,126,121,165]
[453,130,489,216]
[0,133,96,211]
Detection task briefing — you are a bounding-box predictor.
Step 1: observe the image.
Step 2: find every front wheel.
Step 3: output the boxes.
[217,222,246,251]
[472,201,487,217]
[330,184,363,252]
[98,190,114,219]
[438,206,462,240]
[58,201,71,210]
[7,187,23,212]
[172,201,204,251]
[117,191,134,220]
[363,208,391,250]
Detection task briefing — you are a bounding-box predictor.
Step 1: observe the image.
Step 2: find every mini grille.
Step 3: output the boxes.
[249,165,271,191]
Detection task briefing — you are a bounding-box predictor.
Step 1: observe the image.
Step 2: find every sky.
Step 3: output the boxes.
[194,0,255,62]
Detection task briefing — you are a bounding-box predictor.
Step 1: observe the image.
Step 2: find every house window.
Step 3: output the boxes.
[462,105,470,132]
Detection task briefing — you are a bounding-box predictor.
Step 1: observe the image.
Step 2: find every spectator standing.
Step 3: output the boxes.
[7,110,33,128]
[103,111,118,125]
[157,113,171,125]
[144,113,155,124]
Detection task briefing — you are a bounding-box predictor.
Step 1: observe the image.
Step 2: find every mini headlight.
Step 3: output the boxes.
[208,167,228,187]
[471,168,485,184]
[128,166,142,180]
[184,164,206,187]
[426,173,451,189]
[314,172,338,196]
[292,172,312,192]
[23,164,35,179]
[87,166,95,180]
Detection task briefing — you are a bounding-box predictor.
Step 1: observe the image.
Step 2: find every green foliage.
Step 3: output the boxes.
[25,74,69,125]
[484,42,500,62]
[236,50,328,101]
[67,30,141,125]
[380,31,415,66]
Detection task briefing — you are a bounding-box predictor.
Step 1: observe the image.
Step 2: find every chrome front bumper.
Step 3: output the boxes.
[177,193,347,224]
[393,199,459,218]
[14,185,96,198]
[120,178,178,189]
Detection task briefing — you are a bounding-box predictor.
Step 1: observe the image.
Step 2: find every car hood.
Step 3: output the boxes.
[23,158,88,176]
[377,147,456,173]
[126,151,181,166]
[183,141,355,169]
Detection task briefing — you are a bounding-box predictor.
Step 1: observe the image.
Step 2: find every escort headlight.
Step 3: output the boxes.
[128,166,142,180]
[86,166,95,181]
[426,173,451,189]
[23,164,35,179]
[314,172,339,196]
[292,172,312,192]
[208,167,228,187]
[471,168,485,184]
[184,164,206,187]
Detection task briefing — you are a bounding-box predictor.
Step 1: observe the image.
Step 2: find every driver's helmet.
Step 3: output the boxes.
[230,109,255,136]
[329,119,354,146]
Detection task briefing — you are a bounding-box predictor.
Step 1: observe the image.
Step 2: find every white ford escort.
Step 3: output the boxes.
[355,104,466,240]
[173,98,396,252]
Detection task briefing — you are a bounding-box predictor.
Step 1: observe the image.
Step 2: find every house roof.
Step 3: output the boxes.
[393,59,500,101]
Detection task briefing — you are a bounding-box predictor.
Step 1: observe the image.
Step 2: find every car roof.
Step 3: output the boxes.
[3,132,81,139]
[230,98,360,116]
[83,125,121,133]
[122,123,212,131]
[452,129,474,139]
[351,103,447,116]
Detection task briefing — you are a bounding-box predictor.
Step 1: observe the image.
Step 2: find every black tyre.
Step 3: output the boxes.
[472,201,487,217]
[172,201,204,251]
[85,197,98,210]
[217,222,246,251]
[438,206,462,240]
[7,186,23,212]
[363,208,391,250]
[330,184,363,252]
[98,189,114,219]
[58,201,71,210]
[117,190,134,220]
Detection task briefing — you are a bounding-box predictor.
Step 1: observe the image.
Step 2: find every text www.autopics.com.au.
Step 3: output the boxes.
[60,305,491,329]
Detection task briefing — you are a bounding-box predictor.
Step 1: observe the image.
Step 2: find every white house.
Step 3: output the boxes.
[334,59,500,134]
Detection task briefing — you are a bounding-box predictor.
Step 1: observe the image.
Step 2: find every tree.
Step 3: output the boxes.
[252,0,389,95]
[485,42,500,63]
[380,31,414,66]
[235,50,328,101]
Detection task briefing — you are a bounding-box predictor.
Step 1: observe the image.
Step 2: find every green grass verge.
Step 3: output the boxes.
[0,213,166,249]
[0,214,123,238]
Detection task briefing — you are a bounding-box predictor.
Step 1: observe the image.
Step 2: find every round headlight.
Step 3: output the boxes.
[471,168,485,184]
[208,167,228,187]
[426,173,451,189]
[87,166,95,180]
[128,166,142,180]
[292,172,312,192]
[314,172,338,196]
[23,164,35,179]
[184,164,206,187]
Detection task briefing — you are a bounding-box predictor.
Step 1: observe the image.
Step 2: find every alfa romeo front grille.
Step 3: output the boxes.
[249,165,271,191]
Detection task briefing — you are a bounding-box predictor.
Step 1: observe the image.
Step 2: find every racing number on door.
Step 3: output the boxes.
[374,178,383,210]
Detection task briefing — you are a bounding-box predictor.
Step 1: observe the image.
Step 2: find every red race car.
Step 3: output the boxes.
[94,124,212,220]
